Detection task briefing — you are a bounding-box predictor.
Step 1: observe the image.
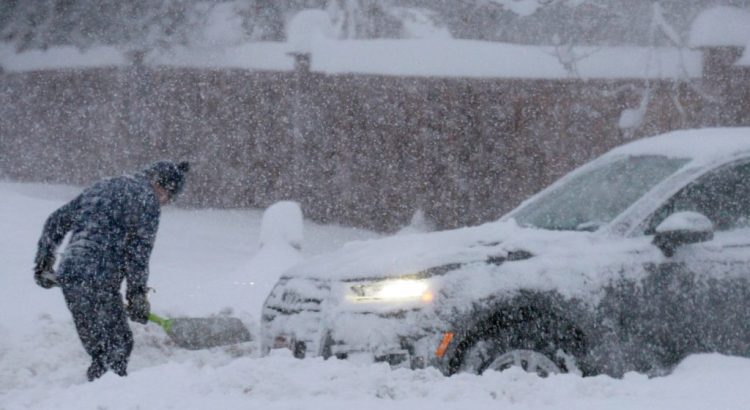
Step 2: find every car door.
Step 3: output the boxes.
[630,158,750,372]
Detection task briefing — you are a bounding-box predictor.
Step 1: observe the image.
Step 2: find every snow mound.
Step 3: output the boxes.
[286,9,336,54]
[260,201,304,250]
[689,6,750,48]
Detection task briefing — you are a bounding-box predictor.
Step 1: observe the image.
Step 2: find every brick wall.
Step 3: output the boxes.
[0,65,745,231]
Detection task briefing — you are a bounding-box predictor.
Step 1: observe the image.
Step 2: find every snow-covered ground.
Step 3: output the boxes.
[2,180,750,410]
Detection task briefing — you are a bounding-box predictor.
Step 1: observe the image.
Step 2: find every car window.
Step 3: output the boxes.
[645,160,750,234]
[512,155,688,231]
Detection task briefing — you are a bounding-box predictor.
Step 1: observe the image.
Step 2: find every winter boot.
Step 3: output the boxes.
[110,361,128,377]
[87,360,107,382]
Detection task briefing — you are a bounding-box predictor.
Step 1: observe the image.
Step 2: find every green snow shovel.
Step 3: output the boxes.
[40,273,250,350]
[148,312,252,350]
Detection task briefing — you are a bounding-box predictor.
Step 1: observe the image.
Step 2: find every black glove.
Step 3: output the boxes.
[33,254,57,289]
[126,292,150,324]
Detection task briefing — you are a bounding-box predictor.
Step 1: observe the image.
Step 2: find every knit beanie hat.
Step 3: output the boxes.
[145,161,190,198]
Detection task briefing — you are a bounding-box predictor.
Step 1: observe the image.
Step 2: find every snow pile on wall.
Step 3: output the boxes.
[309,39,701,79]
[0,43,126,71]
[1,38,701,80]
[286,9,337,54]
[689,6,750,48]
[146,42,295,70]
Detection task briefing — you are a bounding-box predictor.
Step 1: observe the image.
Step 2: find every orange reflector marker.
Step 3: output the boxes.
[436,332,454,358]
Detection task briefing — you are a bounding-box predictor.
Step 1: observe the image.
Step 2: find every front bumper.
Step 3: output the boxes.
[261,276,449,370]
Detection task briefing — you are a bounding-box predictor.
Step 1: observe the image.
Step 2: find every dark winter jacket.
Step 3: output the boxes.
[35,173,160,298]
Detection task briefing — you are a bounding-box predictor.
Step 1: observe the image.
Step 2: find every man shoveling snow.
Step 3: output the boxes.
[33,161,189,381]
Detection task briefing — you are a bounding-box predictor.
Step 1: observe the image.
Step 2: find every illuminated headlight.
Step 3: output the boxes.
[347,279,435,303]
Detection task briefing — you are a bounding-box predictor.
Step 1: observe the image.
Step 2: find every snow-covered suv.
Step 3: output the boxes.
[261,127,750,377]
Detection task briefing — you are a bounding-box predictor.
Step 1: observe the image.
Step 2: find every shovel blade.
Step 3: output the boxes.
[165,317,252,350]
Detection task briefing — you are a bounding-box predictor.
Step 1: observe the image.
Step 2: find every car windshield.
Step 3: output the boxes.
[511,155,689,231]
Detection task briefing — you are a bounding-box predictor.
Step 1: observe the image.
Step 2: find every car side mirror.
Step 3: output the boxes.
[652,211,714,257]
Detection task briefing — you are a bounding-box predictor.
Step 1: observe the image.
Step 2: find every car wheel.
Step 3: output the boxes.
[448,306,586,377]
[488,350,562,375]
[459,340,567,376]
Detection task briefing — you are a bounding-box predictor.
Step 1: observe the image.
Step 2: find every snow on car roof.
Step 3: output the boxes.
[603,127,750,162]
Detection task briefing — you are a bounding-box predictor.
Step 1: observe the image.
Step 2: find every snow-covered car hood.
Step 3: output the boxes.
[284,219,656,283]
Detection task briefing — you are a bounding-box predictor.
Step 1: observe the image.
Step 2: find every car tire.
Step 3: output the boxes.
[459,342,568,377]
[447,305,587,377]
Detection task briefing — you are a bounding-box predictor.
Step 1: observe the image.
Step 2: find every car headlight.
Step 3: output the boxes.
[347,279,434,303]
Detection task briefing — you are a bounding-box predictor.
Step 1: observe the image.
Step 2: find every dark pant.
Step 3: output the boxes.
[61,281,133,375]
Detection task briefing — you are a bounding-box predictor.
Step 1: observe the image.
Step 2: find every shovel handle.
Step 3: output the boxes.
[148,313,174,333]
